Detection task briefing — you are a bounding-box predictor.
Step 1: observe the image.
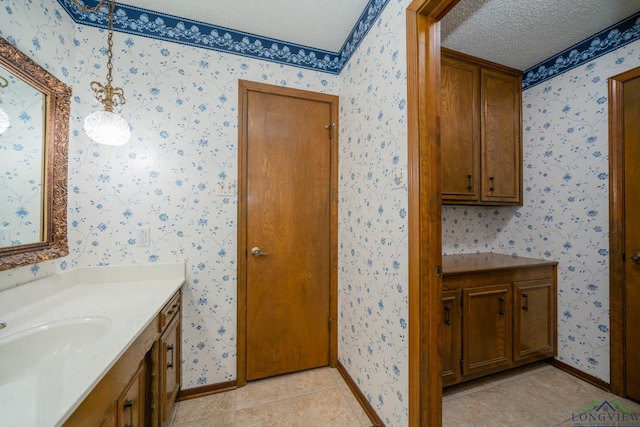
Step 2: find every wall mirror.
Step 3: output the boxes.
[0,36,70,271]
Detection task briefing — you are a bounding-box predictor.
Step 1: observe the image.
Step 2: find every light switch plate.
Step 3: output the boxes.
[137,226,150,247]
[217,180,236,197]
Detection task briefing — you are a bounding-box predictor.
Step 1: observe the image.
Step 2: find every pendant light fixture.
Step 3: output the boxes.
[0,76,9,135]
[72,0,130,146]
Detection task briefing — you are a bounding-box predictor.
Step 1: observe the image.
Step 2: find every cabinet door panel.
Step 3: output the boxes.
[441,56,480,201]
[481,68,522,204]
[442,290,462,386]
[160,314,181,425]
[463,284,512,375]
[118,363,145,427]
[514,279,555,360]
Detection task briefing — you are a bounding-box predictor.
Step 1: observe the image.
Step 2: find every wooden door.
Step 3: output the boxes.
[441,290,461,386]
[238,81,338,382]
[513,279,555,361]
[623,74,640,401]
[481,68,521,204]
[463,284,512,376]
[441,54,480,202]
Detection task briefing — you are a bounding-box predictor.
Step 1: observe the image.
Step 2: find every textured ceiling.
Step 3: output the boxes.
[116,0,640,70]
[441,0,640,70]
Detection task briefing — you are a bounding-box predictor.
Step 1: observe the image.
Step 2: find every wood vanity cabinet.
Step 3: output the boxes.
[441,253,557,386]
[63,288,182,427]
[441,48,523,206]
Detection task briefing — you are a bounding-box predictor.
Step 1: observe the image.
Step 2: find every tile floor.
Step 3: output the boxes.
[443,363,640,426]
[170,363,640,426]
[169,367,374,426]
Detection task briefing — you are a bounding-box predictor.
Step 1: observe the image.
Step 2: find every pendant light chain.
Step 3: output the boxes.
[70,0,103,13]
[105,0,114,88]
[71,0,126,113]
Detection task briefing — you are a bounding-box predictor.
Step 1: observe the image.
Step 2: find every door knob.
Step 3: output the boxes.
[251,247,268,257]
[631,253,640,265]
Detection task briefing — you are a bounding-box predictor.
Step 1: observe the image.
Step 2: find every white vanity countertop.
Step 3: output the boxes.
[0,263,185,427]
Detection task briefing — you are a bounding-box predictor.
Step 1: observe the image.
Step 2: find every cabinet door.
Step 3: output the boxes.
[160,314,181,425]
[481,68,522,204]
[463,284,512,376]
[117,362,145,427]
[514,279,555,361]
[441,55,480,202]
[442,290,462,386]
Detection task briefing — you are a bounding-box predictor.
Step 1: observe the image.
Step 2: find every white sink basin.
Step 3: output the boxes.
[0,317,111,383]
[0,263,184,427]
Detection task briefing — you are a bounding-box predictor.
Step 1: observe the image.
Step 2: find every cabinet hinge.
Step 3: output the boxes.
[328,318,332,330]
[437,264,443,279]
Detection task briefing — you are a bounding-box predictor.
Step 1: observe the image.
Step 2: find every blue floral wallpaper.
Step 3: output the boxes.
[443,39,640,382]
[338,0,410,424]
[0,72,45,246]
[2,0,640,423]
[0,0,342,391]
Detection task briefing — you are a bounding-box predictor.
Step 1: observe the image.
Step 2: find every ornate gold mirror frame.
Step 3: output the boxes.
[0,37,70,271]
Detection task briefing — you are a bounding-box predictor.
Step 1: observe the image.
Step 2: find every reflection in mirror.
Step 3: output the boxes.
[0,68,46,247]
[0,36,71,271]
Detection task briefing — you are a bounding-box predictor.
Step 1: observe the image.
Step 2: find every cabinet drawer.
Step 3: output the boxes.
[159,291,181,332]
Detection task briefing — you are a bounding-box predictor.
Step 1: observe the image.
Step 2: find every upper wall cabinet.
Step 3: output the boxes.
[441,48,523,206]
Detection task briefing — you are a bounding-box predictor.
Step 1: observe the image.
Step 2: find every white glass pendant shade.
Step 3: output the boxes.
[83,109,130,146]
[0,107,9,134]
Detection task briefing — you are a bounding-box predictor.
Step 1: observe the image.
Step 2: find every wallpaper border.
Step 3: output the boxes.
[523,11,640,89]
[57,0,390,75]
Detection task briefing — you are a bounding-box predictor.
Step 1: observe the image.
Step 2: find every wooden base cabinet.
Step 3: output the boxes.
[64,289,182,427]
[441,253,557,386]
